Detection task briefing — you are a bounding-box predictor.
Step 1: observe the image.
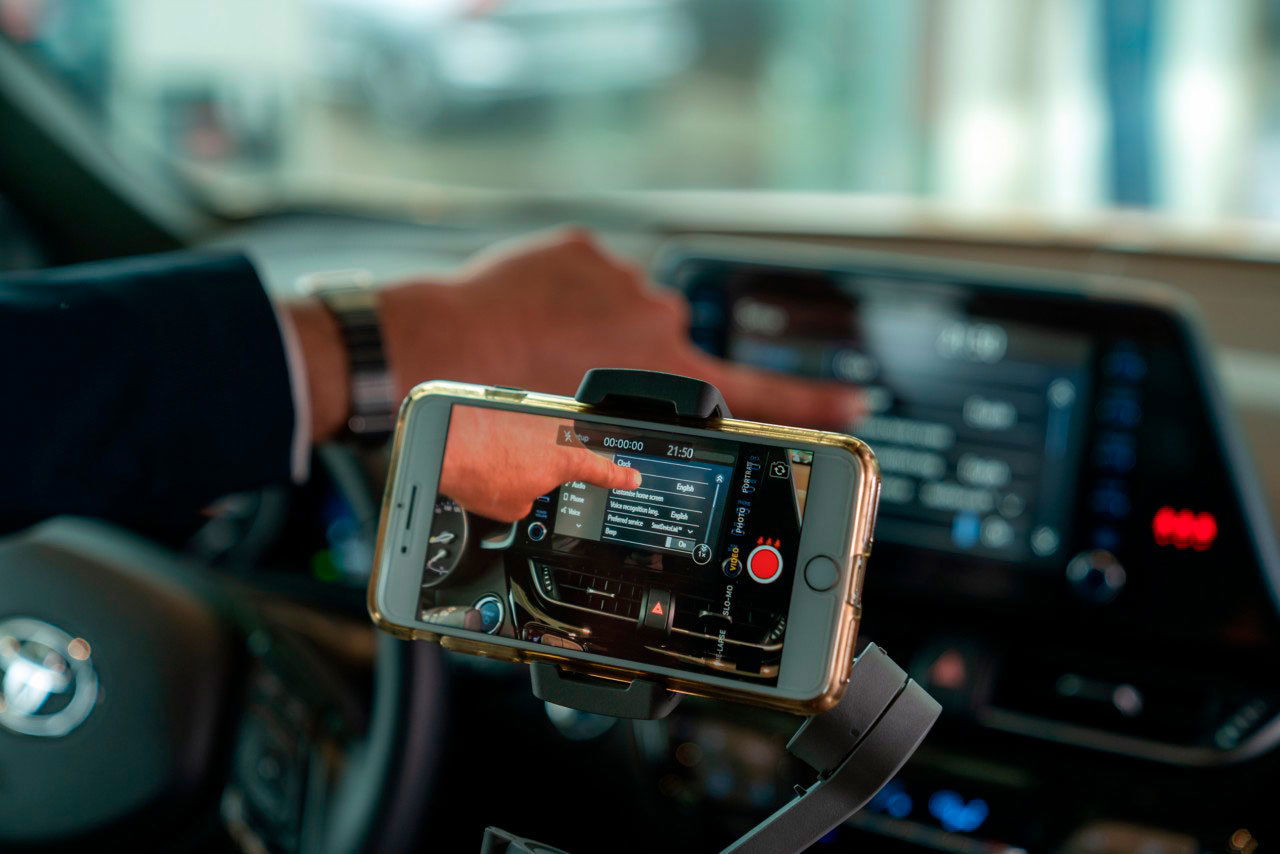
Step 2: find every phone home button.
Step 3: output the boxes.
[803,555,840,592]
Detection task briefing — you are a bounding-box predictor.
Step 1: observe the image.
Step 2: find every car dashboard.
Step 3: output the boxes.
[207,221,1280,853]
[669,239,1280,760]
[655,240,1280,850]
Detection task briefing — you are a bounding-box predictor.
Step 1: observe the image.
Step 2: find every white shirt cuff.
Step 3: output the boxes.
[245,251,312,483]
[271,300,312,483]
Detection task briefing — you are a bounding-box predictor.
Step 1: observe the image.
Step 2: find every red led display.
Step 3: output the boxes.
[1152,506,1217,551]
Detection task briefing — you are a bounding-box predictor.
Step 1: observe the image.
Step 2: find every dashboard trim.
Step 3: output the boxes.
[979,705,1280,767]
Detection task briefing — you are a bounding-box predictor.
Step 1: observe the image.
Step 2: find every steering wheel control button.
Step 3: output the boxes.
[473,595,505,634]
[1066,550,1126,603]
[803,555,840,592]
[746,544,783,584]
[639,588,674,634]
[526,521,547,542]
[692,543,712,565]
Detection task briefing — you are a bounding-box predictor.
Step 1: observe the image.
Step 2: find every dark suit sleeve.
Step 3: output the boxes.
[0,251,297,533]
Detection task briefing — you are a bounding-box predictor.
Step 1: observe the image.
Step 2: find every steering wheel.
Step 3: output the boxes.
[0,517,445,852]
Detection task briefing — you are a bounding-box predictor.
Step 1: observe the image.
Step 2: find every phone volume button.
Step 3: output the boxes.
[485,386,527,402]
[847,555,866,605]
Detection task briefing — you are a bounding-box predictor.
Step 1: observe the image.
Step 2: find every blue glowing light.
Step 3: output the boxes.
[928,790,989,833]
[952,512,980,549]
[869,780,913,820]
[884,790,913,819]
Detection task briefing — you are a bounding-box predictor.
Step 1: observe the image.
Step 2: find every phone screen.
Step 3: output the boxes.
[418,404,815,684]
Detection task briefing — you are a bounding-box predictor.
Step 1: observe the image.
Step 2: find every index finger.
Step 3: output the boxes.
[559,446,644,492]
[691,355,864,429]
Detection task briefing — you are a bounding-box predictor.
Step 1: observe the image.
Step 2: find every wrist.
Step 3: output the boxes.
[376,278,462,398]
[286,297,350,442]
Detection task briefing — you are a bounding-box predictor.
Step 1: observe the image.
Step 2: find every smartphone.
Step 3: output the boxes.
[368,381,879,714]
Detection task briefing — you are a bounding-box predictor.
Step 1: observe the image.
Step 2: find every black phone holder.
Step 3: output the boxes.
[507,369,941,853]
[527,368,730,720]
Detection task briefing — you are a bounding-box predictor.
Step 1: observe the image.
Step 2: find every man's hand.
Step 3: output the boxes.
[378,229,862,424]
[291,228,863,442]
[438,407,641,521]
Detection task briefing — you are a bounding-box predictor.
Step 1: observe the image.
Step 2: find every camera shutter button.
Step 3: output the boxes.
[745,545,783,584]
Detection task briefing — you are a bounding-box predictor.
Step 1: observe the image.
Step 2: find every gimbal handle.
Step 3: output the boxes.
[723,645,940,853]
[492,647,940,854]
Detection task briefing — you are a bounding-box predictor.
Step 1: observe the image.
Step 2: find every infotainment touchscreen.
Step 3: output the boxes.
[708,281,1093,565]
[418,405,815,683]
[549,421,737,559]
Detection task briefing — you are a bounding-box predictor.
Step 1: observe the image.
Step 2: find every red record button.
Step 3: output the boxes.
[746,545,783,584]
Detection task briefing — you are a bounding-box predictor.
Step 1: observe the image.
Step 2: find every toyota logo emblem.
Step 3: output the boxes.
[0,618,99,738]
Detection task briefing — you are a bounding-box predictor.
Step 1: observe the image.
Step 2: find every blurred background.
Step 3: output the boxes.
[5,0,1280,228]
[5,4,1280,852]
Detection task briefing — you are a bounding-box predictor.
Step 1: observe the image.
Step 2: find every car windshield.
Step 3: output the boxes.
[5,0,1280,232]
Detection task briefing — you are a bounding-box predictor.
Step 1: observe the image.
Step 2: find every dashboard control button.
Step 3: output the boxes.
[1090,484,1132,519]
[472,595,505,635]
[639,588,674,633]
[911,640,994,714]
[526,521,547,542]
[746,545,783,584]
[1103,348,1147,381]
[534,631,583,651]
[534,562,560,599]
[696,609,732,627]
[1066,550,1126,603]
[803,555,840,592]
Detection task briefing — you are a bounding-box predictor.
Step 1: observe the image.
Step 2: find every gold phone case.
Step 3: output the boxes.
[368,380,880,715]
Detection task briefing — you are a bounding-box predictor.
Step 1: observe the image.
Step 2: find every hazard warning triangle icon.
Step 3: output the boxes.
[650,601,664,617]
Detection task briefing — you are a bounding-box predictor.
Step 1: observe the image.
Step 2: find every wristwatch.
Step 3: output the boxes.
[300,270,398,439]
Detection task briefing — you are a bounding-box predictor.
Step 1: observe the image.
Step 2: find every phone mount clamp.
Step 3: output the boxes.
[503,369,941,854]
[527,368,729,720]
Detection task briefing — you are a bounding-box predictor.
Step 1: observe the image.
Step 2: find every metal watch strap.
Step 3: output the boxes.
[302,271,397,438]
